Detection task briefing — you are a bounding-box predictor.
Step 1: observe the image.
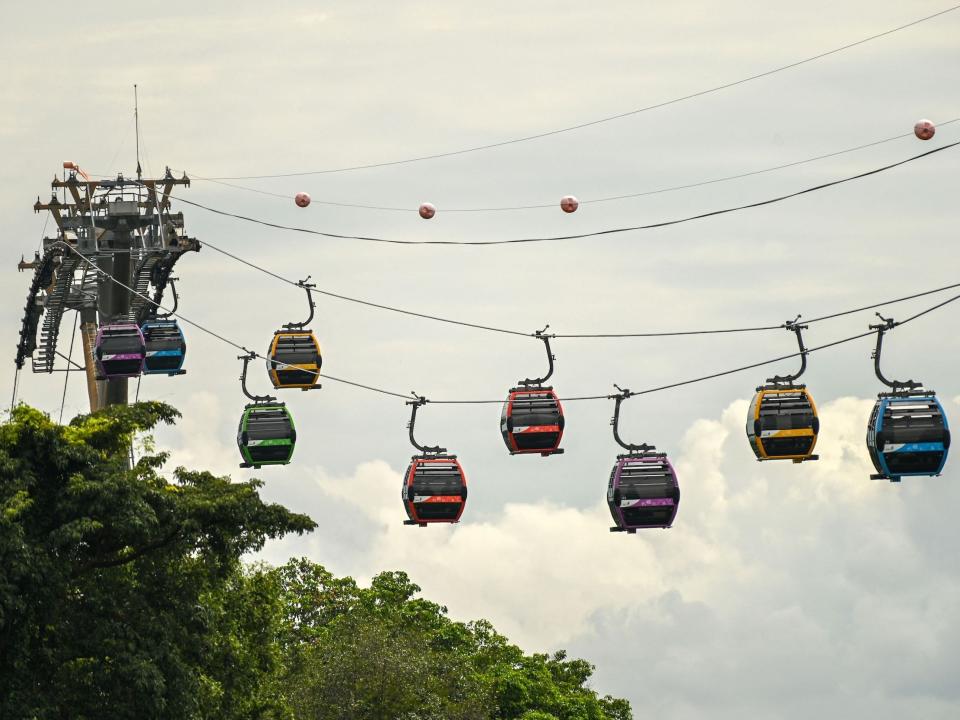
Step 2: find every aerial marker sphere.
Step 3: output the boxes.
[419,202,436,219]
[295,192,311,208]
[914,119,935,140]
[560,195,579,213]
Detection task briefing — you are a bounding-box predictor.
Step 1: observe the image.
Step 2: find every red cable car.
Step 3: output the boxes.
[402,456,468,527]
[501,388,565,455]
[500,328,565,456]
[402,395,468,527]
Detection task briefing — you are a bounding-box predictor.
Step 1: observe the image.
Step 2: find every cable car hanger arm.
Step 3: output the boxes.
[407,393,446,455]
[764,316,809,385]
[239,351,277,403]
[157,278,180,319]
[609,385,656,454]
[518,327,555,387]
[869,313,922,392]
[283,277,316,330]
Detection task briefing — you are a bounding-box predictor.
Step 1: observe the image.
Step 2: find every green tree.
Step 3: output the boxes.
[274,560,632,720]
[0,403,315,720]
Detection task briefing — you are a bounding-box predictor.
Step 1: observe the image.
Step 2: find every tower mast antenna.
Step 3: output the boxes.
[134,84,142,180]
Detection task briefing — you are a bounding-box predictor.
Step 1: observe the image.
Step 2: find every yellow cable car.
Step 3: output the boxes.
[266,277,322,391]
[745,319,819,463]
[267,330,322,389]
[747,386,819,462]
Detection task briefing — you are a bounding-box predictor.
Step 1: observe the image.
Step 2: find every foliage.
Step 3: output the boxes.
[273,560,633,720]
[0,403,315,719]
[0,403,630,720]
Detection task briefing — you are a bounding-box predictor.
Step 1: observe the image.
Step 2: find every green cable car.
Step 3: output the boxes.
[236,352,297,469]
[237,403,296,468]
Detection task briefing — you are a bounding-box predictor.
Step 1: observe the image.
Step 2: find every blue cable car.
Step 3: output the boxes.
[141,319,186,375]
[867,394,950,481]
[865,315,950,482]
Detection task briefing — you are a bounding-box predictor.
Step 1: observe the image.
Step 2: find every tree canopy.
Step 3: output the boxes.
[0,404,630,719]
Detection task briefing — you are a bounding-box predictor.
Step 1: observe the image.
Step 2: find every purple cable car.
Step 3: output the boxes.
[95,323,146,379]
[606,387,680,533]
[607,454,680,532]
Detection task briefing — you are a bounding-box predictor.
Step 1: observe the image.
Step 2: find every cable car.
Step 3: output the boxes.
[747,388,819,462]
[402,456,468,527]
[268,278,322,390]
[402,395,467,526]
[607,454,680,532]
[865,315,950,481]
[746,320,819,463]
[237,403,296,468]
[867,394,950,481]
[141,319,186,375]
[267,331,322,389]
[606,386,679,532]
[500,328,565,456]
[501,388,565,455]
[94,323,146,379]
[235,352,296,468]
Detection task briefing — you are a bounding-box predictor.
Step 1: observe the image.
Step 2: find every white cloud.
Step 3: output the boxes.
[257,396,960,719]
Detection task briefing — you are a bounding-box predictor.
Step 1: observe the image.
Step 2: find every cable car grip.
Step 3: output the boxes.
[609,384,656,455]
[764,315,809,386]
[283,276,317,331]
[518,325,556,387]
[869,313,922,394]
[156,277,179,319]
[406,392,446,455]
[238,351,277,404]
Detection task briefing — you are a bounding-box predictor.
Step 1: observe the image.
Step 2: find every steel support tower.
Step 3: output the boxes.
[15,164,199,412]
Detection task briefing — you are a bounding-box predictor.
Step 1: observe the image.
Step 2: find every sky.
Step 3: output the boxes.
[2,1,960,717]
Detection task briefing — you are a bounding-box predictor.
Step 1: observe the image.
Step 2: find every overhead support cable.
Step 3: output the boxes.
[189,118,960,211]
[172,141,960,246]
[53,241,960,409]
[194,4,960,180]
[58,311,80,424]
[199,237,960,340]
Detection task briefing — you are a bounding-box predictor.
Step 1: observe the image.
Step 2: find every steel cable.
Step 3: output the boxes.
[197,4,960,180]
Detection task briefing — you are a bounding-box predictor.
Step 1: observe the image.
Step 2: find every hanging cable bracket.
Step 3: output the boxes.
[869,313,921,393]
[406,392,446,455]
[238,351,277,403]
[609,384,657,456]
[518,325,556,387]
[283,276,317,330]
[764,315,809,387]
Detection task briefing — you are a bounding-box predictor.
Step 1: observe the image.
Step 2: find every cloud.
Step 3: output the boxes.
[258,396,960,719]
[159,391,239,477]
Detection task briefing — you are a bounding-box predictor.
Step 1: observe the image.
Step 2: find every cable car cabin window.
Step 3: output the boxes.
[761,436,816,457]
[143,326,184,351]
[247,443,293,463]
[881,402,947,445]
[145,354,182,372]
[884,450,945,475]
[272,335,320,366]
[415,501,462,521]
[618,462,679,501]
[101,335,145,355]
[411,473,464,496]
[102,358,143,376]
[246,411,294,441]
[621,505,676,527]
[757,392,816,430]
